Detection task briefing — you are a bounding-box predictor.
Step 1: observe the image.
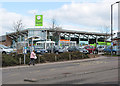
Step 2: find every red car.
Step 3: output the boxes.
[84,45,96,53]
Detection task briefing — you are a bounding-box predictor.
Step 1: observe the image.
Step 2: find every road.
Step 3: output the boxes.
[2,56,119,84]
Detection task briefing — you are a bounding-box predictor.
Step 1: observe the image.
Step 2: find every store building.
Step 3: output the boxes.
[0,28,111,51]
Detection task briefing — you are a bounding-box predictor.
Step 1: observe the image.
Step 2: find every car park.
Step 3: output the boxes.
[35,47,48,54]
[0,44,14,54]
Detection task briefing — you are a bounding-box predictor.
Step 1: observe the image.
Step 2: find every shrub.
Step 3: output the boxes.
[2,54,19,66]
[2,52,90,67]
[42,53,57,62]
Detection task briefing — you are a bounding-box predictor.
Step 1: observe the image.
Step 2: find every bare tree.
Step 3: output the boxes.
[50,18,61,30]
[100,25,110,34]
[48,18,62,53]
[99,25,110,45]
[13,19,24,53]
[49,18,62,43]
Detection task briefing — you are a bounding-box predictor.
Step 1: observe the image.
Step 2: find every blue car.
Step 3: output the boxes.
[103,46,117,54]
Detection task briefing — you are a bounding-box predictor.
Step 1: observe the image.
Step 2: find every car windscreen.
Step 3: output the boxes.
[90,46,94,49]
[35,47,44,50]
[0,45,9,49]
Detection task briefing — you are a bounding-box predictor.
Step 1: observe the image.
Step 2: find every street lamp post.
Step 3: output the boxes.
[111,1,120,56]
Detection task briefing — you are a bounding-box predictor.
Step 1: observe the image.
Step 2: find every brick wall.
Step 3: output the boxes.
[0,35,12,47]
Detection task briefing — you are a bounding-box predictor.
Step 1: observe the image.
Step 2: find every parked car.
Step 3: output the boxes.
[103,46,117,54]
[79,47,89,54]
[0,44,14,54]
[9,46,17,53]
[67,46,79,52]
[35,47,48,54]
[83,45,98,54]
[62,46,68,52]
[97,45,106,52]
[47,46,64,54]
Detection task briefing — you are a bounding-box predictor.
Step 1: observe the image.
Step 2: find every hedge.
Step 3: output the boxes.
[2,52,89,67]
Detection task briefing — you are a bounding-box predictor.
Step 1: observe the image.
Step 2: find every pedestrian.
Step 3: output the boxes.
[28,50,36,66]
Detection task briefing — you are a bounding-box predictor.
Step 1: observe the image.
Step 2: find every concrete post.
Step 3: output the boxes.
[79,34,80,47]
[58,33,61,46]
[96,36,98,47]
[88,35,89,45]
[69,54,71,60]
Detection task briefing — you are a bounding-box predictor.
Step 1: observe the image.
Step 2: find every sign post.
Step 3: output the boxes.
[23,36,27,64]
[23,47,27,64]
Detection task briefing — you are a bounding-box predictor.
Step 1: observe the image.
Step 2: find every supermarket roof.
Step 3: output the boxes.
[5,28,111,36]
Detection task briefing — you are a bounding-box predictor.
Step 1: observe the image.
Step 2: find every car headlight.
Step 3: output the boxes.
[7,51,11,53]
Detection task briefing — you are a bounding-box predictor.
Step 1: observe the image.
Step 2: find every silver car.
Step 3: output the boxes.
[0,45,14,54]
[79,46,89,54]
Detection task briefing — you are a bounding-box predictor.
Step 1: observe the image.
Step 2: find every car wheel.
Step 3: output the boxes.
[112,51,116,55]
[56,52,58,54]
[2,51,6,54]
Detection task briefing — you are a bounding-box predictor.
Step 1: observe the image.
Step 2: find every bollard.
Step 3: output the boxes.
[19,57,21,65]
[82,54,83,58]
[55,56,57,61]
[69,54,71,60]
[38,55,41,63]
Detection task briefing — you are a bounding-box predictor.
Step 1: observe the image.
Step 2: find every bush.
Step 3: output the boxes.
[42,53,58,62]
[2,54,19,66]
[2,52,90,67]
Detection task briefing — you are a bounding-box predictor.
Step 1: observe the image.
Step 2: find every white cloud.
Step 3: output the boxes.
[41,1,118,32]
[0,7,34,35]
[28,9,38,14]
[0,0,119,36]
[0,7,51,36]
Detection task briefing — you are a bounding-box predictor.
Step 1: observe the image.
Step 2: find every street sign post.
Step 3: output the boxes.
[23,47,27,64]
[23,47,27,54]
[111,42,113,46]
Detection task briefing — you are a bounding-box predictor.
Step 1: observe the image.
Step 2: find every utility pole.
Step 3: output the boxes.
[111,1,120,56]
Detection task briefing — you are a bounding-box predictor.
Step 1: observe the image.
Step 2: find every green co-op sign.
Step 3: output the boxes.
[35,15,43,26]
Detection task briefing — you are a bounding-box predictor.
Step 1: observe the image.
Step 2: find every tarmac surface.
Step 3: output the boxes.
[2,56,119,84]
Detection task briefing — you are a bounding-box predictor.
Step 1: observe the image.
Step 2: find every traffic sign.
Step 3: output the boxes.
[23,47,27,54]
[111,42,113,46]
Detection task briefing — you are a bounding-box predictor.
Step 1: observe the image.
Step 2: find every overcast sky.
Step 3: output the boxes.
[0,0,119,36]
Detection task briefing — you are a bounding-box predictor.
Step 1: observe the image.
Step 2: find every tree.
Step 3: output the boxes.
[99,25,110,45]
[100,25,110,34]
[49,18,62,44]
[13,19,24,53]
